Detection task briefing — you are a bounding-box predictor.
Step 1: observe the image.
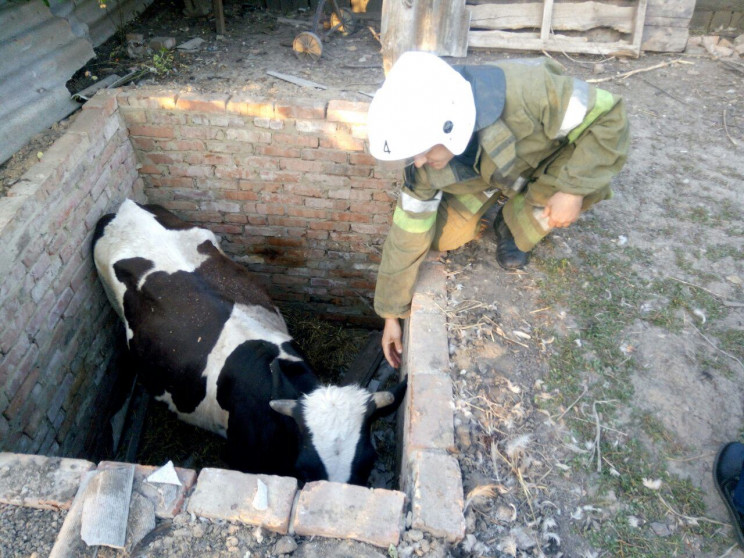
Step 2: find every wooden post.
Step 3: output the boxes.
[213,0,226,34]
[381,0,470,74]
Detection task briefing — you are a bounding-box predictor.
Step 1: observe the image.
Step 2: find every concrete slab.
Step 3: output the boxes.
[187,468,297,534]
[292,481,405,548]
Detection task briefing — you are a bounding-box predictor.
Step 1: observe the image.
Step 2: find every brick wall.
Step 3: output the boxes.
[0,91,144,458]
[116,89,401,325]
[0,88,402,458]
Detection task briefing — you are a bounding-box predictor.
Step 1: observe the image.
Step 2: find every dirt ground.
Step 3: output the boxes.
[1,0,744,556]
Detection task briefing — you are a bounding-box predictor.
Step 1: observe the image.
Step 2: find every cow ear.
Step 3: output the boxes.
[269,399,298,417]
[372,392,394,409]
[371,376,408,418]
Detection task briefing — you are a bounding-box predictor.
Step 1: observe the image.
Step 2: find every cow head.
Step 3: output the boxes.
[270,378,407,485]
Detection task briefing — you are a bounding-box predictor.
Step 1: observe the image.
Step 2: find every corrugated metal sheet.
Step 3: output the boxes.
[0,0,153,165]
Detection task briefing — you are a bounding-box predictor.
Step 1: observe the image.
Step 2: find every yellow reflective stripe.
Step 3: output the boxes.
[455,193,485,215]
[567,89,614,143]
[392,206,436,233]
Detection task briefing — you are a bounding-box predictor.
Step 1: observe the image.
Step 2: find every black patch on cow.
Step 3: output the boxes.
[195,240,277,313]
[217,340,308,477]
[122,267,234,413]
[92,213,116,253]
[113,257,155,291]
[139,203,196,230]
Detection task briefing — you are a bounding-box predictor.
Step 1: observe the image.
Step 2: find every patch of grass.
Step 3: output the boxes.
[531,243,736,556]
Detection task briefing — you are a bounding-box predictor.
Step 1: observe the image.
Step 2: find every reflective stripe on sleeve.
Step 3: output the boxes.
[567,88,615,143]
[556,79,589,138]
[400,190,442,213]
[392,206,437,233]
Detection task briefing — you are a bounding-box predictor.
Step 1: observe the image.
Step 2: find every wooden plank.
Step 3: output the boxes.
[645,0,695,19]
[694,0,741,11]
[468,29,640,56]
[468,2,636,33]
[641,25,688,51]
[382,0,469,73]
[341,331,384,388]
[212,0,225,34]
[540,0,554,41]
[630,0,648,53]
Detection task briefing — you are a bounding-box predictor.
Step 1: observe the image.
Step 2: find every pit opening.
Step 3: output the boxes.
[0,88,465,549]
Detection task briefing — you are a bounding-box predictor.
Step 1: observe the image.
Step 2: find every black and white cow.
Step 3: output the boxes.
[92,199,405,485]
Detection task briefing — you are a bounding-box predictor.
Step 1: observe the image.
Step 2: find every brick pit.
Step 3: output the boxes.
[0,88,465,550]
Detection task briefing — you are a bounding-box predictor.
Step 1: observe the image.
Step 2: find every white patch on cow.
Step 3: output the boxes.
[93,199,219,340]
[302,386,369,483]
[155,302,300,436]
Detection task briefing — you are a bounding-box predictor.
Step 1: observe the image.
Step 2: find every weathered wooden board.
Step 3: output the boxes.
[468,1,637,32]
[641,25,689,51]
[468,29,641,55]
[381,0,470,72]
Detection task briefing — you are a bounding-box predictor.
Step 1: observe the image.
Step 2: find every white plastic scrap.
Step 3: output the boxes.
[146,461,182,486]
[252,478,268,510]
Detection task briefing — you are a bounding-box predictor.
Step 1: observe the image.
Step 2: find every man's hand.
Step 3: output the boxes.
[542,191,583,228]
[382,317,403,369]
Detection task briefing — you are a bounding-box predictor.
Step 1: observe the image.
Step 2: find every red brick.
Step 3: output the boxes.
[254,145,301,158]
[138,164,161,175]
[149,176,195,189]
[225,129,272,143]
[320,135,365,151]
[225,190,259,201]
[349,152,377,166]
[129,136,157,151]
[5,366,40,420]
[310,221,349,232]
[257,170,301,183]
[272,133,319,148]
[286,207,328,219]
[83,90,119,115]
[179,125,221,140]
[145,152,182,165]
[118,107,147,124]
[214,166,253,180]
[226,97,275,118]
[169,165,214,178]
[327,100,370,124]
[267,216,308,228]
[185,153,235,166]
[176,93,229,113]
[128,125,176,139]
[255,203,285,215]
[275,100,326,120]
[296,120,339,135]
[146,111,187,125]
[157,140,206,151]
[300,148,348,163]
[238,180,282,192]
[279,158,325,173]
[305,174,350,189]
[292,482,405,548]
[116,90,178,109]
[304,197,348,210]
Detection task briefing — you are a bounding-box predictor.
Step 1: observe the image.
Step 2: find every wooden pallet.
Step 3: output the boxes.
[468,0,649,57]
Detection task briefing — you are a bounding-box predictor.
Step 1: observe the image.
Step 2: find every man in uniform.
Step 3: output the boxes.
[366,51,630,368]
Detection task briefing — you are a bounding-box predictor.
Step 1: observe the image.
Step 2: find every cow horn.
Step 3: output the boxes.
[269,399,298,417]
[372,391,395,409]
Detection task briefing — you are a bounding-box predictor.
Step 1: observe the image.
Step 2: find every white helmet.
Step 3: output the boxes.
[367,51,476,162]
